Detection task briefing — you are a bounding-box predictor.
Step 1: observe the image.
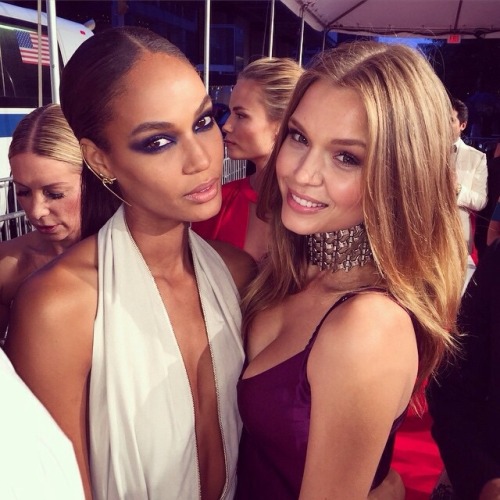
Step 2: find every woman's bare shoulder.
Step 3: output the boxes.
[30,235,98,288]
[309,291,418,401]
[207,239,257,294]
[321,291,413,343]
[0,232,34,267]
[11,235,99,333]
[5,235,99,379]
[0,233,39,302]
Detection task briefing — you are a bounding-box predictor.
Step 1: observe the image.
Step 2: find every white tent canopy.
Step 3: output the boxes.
[280,0,500,39]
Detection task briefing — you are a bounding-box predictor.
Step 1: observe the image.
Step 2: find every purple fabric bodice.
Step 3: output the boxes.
[236,293,407,499]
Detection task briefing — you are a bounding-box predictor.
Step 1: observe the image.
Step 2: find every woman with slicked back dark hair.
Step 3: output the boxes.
[6,26,255,500]
[59,26,191,239]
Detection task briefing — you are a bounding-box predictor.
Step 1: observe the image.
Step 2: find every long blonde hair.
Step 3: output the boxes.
[243,41,467,390]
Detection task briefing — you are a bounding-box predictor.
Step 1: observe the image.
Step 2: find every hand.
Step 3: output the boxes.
[368,468,405,500]
[480,478,500,500]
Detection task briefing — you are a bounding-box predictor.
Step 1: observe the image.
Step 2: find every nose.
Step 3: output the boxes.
[183,136,212,175]
[222,114,233,134]
[293,148,323,186]
[26,194,51,221]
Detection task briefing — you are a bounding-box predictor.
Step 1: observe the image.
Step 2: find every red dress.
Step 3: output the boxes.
[192,177,257,249]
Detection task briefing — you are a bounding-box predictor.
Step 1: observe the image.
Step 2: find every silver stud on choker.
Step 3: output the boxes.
[307,223,373,272]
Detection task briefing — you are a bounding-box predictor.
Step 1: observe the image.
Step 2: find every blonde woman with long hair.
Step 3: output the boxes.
[236,41,466,499]
[193,57,303,261]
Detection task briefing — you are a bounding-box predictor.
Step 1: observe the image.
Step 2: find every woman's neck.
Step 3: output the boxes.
[305,223,383,292]
[125,215,193,278]
[308,261,384,294]
[29,231,77,258]
[249,162,267,192]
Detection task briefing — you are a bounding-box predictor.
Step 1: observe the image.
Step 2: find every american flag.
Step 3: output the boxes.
[15,30,50,66]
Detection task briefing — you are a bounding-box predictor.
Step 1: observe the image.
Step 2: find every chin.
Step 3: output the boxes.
[191,200,222,223]
[280,217,311,236]
[226,153,245,162]
[281,216,365,236]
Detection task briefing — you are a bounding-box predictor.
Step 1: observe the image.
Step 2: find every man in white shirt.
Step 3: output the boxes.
[451,98,488,286]
[0,349,84,500]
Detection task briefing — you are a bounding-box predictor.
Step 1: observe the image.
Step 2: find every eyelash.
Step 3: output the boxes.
[138,112,215,154]
[335,152,360,166]
[195,113,215,132]
[288,127,308,146]
[287,127,361,167]
[48,192,65,200]
[15,190,65,200]
[141,135,174,153]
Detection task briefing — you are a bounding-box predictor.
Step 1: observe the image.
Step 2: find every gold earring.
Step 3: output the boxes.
[80,147,131,207]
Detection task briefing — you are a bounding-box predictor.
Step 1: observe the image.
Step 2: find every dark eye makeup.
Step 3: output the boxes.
[130,110,215,154]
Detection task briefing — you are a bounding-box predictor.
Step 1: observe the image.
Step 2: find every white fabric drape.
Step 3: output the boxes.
[90,206,243,499]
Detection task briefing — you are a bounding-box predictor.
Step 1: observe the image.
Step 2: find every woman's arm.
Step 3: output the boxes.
[480,479,500,500]
[368,468,405,499]
[5,241,98,500]
[0,240,22,336]
[300,293,417,499]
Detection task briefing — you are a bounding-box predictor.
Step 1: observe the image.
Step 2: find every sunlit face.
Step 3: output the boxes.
[277,80,368,235]
[97,52,224,226]
[451,109,466,142]
[10,153,81,245]
[222,78,279,171]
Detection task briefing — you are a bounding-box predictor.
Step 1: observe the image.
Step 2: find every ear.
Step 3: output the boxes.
[459,121,467,132]
[80,138,116,180]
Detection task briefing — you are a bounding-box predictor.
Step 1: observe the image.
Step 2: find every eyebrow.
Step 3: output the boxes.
[288,116,367,149]
[130,95,213,136]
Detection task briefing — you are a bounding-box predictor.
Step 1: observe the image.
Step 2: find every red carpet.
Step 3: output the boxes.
[392,395,442,499]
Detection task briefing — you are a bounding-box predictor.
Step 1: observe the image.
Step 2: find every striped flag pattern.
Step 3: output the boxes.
[15,30,50,66]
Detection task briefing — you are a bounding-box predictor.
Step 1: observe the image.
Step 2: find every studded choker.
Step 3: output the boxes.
[307,223,374,272]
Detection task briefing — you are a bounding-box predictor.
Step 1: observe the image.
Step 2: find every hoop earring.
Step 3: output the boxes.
[80,147,131,207]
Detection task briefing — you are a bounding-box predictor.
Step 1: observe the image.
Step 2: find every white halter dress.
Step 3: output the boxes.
[89,207,244,499]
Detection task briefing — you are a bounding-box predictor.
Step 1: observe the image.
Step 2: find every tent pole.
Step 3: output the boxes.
[203,0,211,91]
[36,0,42,106]
[298,6,305,66]
[268,0,275,57]
[46,0,60,103]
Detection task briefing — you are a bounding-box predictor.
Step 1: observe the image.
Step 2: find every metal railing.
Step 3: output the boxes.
[222,157,247,184]
[0,176,31,242]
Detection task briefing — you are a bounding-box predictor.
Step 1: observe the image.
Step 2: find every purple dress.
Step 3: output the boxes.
[236,293,407,499]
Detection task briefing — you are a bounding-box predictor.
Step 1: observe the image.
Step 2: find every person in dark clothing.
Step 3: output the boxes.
[427,238,500,500]
[474,142,500,258]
